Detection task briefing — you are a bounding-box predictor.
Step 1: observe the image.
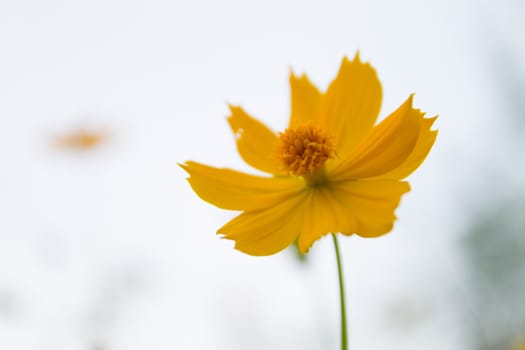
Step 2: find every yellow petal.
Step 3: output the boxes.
[330,95,421,180]
[180,161,304,211]
[296,187,358,253]
[227,105,282,174]
[295,179,408,253]
[219,193,306,256]
[289,72,322,127]
[331,179,410,237]
[375,115,438,180]
[319,53,383,159]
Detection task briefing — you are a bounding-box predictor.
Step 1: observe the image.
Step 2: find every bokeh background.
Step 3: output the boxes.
[1,0,524,349]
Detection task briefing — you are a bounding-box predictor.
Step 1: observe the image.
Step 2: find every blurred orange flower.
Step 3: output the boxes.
[181,53,437,256]
[53,128,107,150]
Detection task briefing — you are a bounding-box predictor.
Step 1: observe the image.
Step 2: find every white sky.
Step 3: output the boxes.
[1,0,524,349]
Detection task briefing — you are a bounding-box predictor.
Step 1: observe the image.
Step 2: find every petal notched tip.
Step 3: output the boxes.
[340,51,361,65]
[289,69,322,127]
[178,161,194,177]
[226,106,281,174]
[375,102,438,180]
[297,233,324,255]
[352,50,361,62]
[226,104,245,138]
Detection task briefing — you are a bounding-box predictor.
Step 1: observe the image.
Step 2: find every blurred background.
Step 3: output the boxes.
[1,0,524,349]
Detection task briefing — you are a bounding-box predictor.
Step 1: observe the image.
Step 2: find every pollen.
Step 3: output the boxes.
[275,123,336,176]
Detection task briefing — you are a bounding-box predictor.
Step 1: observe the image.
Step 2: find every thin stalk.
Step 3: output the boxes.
[332,233,347,350]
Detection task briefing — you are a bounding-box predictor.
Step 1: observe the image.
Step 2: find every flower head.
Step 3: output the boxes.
[275,123,336,176]
[181,53,437,256]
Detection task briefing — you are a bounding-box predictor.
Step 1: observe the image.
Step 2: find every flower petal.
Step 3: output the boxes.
[289,72,322,127]
[295,179,408,253]
[375,115,438,180]
[296,187,358,253]
[331,179,410,237]
[180,161,304,211]
[219,193,306,256]
[330,95,421,180]
[319,53,383,159]
[227,105,282,174]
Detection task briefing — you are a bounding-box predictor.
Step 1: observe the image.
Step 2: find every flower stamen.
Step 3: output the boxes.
[275,123,336,177]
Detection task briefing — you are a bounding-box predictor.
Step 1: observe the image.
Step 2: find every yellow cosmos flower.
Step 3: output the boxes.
[181,53,437,256]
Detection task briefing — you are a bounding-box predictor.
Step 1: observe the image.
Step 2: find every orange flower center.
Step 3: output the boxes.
[275,123,336,177]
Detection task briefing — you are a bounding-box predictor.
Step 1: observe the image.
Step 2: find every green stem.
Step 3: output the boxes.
[332,233,348,350]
